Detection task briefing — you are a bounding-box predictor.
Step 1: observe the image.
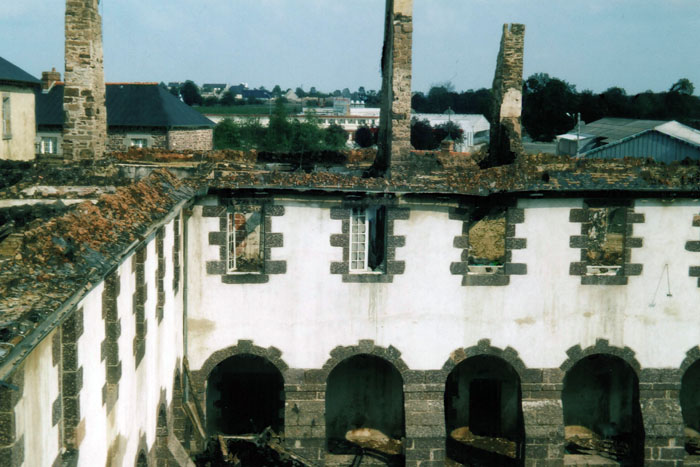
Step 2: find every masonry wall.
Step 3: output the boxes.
[187,195,700,465]
[0,86,36,161]
[2,215,187,467]
[63,0,107,160]
[106,127,168,153]
[168,128,213,151]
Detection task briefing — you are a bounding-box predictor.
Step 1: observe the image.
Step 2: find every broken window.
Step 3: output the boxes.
[467,207,506,273]
[349,206,386,273]
[227,205,264,273]
[2,95,10,138]
[586,207,626,268]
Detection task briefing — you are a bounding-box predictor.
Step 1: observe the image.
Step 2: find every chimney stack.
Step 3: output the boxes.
[63,0,107,160]
[41,68,61,91]
[488,23,525,167]
[374,0,413,176]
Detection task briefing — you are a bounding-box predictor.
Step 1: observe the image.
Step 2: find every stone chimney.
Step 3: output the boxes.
[374,0,413,176]
[41,68,61,91]
[63,0,107,160]
[488,23,525,167]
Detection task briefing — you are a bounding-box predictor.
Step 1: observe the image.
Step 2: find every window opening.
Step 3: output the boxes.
[349,206,386,273]
[130,138,148,148]
[227,206,263,273]
[587,207,626,268]
[2,96,10,138]
[467,207,506,273]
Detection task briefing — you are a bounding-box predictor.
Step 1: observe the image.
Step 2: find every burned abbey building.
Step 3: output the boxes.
[2,1,700,467]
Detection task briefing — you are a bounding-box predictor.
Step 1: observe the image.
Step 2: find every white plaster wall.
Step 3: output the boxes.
[0,86,36,161]
[15,329,60,467]
[187,198,700,374]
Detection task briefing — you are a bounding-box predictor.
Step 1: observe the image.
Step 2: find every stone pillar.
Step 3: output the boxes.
[488,23,525,167]
[375,0,413,175]
[639,369,685,466]
[403,372,446,467]
[63,0,107,160]
[521,369,565,467]
[283,369,327,465]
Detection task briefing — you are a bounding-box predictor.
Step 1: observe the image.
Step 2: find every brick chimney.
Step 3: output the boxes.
[63,0,107,160]
[41,68,61,91]
[373,0,413,176]
[488,23,525,167]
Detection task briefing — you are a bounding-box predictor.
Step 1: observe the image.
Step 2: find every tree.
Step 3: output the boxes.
[523,74,579,141]
[272,85,282,97]
[670,78,695,96]
[295,87,307,98]
[324,124,349,149]
[220,90,236,106]
[203,96,220,107]
[180,80,202,106]
[342,88,351,98]
[434,121,465,145]
[354,126,376,148]
[411,119,438,150]
[213,119,241,149]
[264,100,292,151]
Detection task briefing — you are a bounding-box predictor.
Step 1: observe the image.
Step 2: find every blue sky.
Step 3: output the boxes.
[2,0,699,95]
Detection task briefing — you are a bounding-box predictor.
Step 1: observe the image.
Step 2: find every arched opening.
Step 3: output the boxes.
[325,354,405,463]
[206,354,284,435]
[135,451,147,467]
[562,354,644,465]
[681,360,700,456]
[444,355,525,466]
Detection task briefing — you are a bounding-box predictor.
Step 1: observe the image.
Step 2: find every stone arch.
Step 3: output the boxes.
[135,432,148,467]
[192,339,289,398]
[681,345,700,375]
[320,339,410,380]
[559,338,641,376]
[443,339,530,381]
[149,389,176,465]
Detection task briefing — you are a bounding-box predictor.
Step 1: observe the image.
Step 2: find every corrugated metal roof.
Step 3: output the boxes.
[656,121,700,147]
[0,56,40,86]
[36,84,215,128]
[580,118,666,143]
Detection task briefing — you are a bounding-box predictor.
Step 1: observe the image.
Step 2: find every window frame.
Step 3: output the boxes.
[40,136,58,154]
[226,206,264,275]
[348,205,387,274]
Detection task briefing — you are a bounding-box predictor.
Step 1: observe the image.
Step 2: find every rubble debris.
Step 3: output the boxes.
[450,426,517,459]
[345,428,403,456]
[586,208,626,266]
[686,426,700,454]
[194,429,314,467]
[565,425,632,462]
[467,210,506,266]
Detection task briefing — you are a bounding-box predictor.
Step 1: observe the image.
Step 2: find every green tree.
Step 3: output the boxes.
[220,90,236,106]
[434,121,465,145]
[180,80,202,106]
[523,74,579,141]
[264,100,293,151]
[670,78,695,96]
[203,95,220,107]
[324,124,349,149]
[272,85,283,97]
[411,119,438,150]
[213,119,241,149]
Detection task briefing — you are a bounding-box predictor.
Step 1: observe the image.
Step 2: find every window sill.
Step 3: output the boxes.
[2,134,12,140]
[226,270,263,275]
[467,265,504,275]
[586,265,622,276]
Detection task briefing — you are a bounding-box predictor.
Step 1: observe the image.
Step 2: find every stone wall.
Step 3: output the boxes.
[489,23,525,166]
[105,127,168,153]
[168,129,213,151]
[376,0,413,174]
[63,0,107,160]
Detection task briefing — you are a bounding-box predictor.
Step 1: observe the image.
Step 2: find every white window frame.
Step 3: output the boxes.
[130,138,148,148]
[349,207,369,272]
[40,136,58,154]
[226,209,264,274]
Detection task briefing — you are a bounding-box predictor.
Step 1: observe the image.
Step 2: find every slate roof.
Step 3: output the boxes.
[0,56,40,86]
[35,83,215,128]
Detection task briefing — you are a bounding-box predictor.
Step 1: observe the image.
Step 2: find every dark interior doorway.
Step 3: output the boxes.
[206,354,284,435]
[681,360,700,455]
[444,355,525,466]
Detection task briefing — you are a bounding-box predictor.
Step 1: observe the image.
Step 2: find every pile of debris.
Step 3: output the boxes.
[450,426,517,459]
[565,425,632,462]
[194,428,313,467]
